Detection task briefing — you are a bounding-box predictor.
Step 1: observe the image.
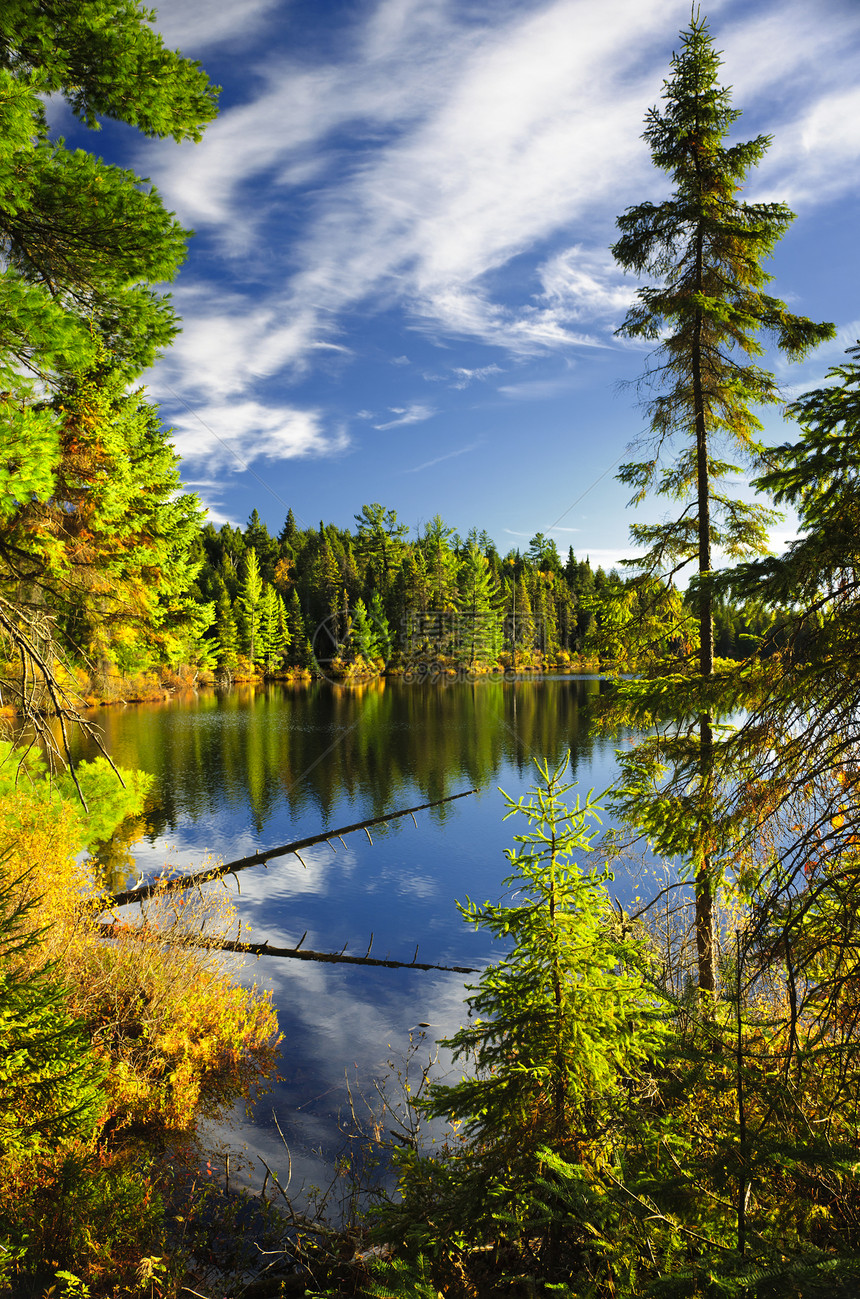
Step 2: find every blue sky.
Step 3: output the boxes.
[67,0,860,568]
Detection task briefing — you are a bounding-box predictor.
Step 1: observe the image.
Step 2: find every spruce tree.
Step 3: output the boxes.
[368,590,393,663]
[457,541,503,669]
[214,586,238,676]
[258,584,289,673]
[381,760,666,1288]
[609,14,834,991]
[236,548,263,665]
[286,589,313,669]
[348,598,378,663]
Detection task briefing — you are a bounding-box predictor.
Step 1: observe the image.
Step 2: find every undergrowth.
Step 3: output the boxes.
[0,749,283,1296]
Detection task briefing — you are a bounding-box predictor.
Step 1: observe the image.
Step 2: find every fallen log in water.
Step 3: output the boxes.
[101,788,477,910]
[97,920,479,974]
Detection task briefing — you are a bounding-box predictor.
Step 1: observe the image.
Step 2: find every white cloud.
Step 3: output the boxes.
[164,398,349,470]
[151,0,283,51]
[450,364,502,389]
[537,245,636,322]
[499,374,581,400]
[373,403,435,430]
[145,0,672,369]
[136,0,860,476]
[755,87,860,209]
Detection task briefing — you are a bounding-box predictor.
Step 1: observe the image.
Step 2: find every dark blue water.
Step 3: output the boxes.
[68,676,646,1201]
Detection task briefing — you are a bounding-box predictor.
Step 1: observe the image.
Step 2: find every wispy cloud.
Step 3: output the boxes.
[162,398,349,472]
[499,373,581,400]
[373,403,436,430]
[139,0,860,481]
[151,0,283,52]
[537,245,636,323]
[406,442,479,473]
[450,364,502,389]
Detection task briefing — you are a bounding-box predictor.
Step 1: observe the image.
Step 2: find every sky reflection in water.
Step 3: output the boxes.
[68,676,649,1200]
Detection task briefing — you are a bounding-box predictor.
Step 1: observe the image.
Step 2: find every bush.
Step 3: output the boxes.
[0,756,281,1293]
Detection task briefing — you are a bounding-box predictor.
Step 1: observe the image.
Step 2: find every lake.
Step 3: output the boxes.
[66,675,645,1204]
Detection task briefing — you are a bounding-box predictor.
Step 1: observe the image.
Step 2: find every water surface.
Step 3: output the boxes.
[67,676,641,1198]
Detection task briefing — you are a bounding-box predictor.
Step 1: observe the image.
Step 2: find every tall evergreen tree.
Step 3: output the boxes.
[258,584,289,672]
[0,0,216,737]
[214,585,238,676]
[508,574,536,661]
[236,548,263,665]
[286,588,313,669]
[278,508,298,547]
[244,509,278,580]
[368,590,393,663]
[458,541,503,668]
[609,14,834,991]
[347,597,378,663]
[354,503,408,588]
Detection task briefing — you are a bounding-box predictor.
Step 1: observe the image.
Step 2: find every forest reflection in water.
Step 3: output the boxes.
[63,675,643,1200]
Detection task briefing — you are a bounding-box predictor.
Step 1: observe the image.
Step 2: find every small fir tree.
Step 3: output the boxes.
[368,590,393,662]
[347,598,378,664]
[379,759,666,1290]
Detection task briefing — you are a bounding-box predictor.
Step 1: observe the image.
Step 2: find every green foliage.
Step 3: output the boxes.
[424,758,664,1156]
[259,583,290,671]
[349,597,380,663]
[0,864,104,1161]
[192,505,628,675]
[612,9,832,603]
[0,740,151,852]
[0,759,281,1292]
[457,540,504,667]
[0,0,218,140]
[607,12,833,992]
[237,546,264,662]
[0,0,216,713]
[376,760,666,1293]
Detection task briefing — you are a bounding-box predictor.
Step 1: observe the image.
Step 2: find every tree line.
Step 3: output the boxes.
[194,504,608,678]
[190,503,780,681]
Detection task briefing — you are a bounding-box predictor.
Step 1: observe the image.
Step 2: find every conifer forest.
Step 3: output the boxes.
[3,3,860,1296]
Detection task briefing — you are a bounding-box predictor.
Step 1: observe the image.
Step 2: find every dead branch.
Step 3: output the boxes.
[97,920,478,974]
[100,789,477,909]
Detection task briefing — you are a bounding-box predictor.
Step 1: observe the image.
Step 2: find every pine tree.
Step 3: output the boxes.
[457,541,503,668]
[258,584,289,673]
[348,598,378,663]
[380,760,666,1288]
[609,14,834,991]
[214,586,238,676]
[236,548,263,665]
[420,515,459,613]
[354,502,409,591]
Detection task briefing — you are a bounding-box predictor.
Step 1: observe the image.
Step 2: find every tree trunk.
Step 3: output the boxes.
[693,258,717,994]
